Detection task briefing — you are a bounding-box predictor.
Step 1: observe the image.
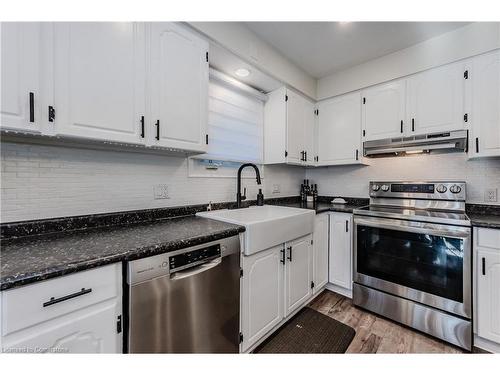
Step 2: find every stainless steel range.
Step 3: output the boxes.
[353,181,472,350]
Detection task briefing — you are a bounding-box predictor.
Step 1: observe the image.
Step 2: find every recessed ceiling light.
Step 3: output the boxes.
[235,68,250,77]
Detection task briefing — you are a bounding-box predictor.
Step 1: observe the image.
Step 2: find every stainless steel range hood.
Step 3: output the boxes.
[363,130,468,157]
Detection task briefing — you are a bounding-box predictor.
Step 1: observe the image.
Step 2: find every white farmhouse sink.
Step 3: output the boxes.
[197,205,314,256]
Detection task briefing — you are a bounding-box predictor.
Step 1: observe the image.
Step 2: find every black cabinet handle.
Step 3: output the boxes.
[280,247,286,264]
[140,116,145,138]
[412,118,415,132]
[355,149,359,160]
[48,106,55,122]
[287,246,292,262]
[304,151,307,161]
[29,92,34,122]
[400,120,403,133]
[155,120,160,140]
[482,257,486,276]
[476,137,479,153]
[43,288,92,307]
[345,220,349,232]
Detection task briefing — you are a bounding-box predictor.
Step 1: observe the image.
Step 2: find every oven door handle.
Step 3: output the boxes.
[354,217,471,239]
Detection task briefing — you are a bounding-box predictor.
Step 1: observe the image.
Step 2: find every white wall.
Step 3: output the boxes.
[189,22,317,99]
[318,23,500,100]
[0,142,305,223]
[306,153,500,205]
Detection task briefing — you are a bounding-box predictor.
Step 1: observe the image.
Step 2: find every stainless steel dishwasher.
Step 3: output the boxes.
[127,235,240,353]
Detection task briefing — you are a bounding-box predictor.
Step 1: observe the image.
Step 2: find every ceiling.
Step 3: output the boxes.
[244,22,470,79]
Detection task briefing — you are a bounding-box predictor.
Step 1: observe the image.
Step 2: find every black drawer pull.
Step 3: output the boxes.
[345,220,349,232]
[287,246,293,262]
[280,247,286,264]
[29,92,34,122]
[140,116,145,138]
[476,137,479,153]
[43,288,92,307]
[155,120,160,140]
[400,120,403,133]
[482,257,486,276]
[412,118,415,132]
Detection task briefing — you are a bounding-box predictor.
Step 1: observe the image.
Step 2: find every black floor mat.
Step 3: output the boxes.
[254,307,356,354]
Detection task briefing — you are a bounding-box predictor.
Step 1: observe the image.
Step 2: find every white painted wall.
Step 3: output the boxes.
[317,22,500,100]
[0,142,305,223]
[306,153,500,206]
[189,22,317,99]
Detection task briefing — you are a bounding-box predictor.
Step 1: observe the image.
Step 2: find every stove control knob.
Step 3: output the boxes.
[372,184,380,192]
[450,184,462,194]
[436,184,448,193]
[381,184,390,192]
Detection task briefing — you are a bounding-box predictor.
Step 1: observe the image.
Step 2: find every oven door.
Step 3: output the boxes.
[353,215,471,318]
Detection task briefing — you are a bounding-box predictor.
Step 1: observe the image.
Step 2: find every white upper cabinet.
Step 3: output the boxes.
[149,22,209,152]
[317,92,363,165]
[362,80,406,141]
[264,87,315,166]
[407,61,466,135]
[470,49,500,158]
[53,23,147,144]
[1,23,42,133]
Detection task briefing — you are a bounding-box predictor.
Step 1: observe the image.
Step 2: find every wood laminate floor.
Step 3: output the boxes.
[308,290,464,354]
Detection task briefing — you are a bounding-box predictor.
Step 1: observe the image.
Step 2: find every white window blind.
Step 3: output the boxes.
[195,76,264,163]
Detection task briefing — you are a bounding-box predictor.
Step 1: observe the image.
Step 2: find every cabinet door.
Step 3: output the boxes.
[241,245,284,352]
[470,50,500,158]
[303,99,315,165]
[329,213,352,290]
[317,92,362,165]
[284,235,313,316]
[362,80,406,141]
[313,214,329,293]
[407,62,465,135]
[149,22,208,152]
[1,22,42,133]
[477,249,500,344]
[2,299,122,353]
[286,90,306,164]
[53,22,146,144]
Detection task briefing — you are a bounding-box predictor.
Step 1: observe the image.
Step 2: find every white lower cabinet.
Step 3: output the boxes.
[284,235,313,316]
[241,234,313,352]
[328,213,353,295]
[313,213,329,294]
[1,263,122,353]
[474,227,500,352]
[241,244,284,352]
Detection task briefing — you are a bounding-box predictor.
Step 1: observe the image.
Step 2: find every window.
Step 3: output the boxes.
[193,70,265,164]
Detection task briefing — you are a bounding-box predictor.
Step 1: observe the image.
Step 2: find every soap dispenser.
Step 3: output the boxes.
[257,189,264,206]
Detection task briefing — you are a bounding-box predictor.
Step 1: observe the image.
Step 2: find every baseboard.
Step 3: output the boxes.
[474,335,500,353]
[325,283,352,298]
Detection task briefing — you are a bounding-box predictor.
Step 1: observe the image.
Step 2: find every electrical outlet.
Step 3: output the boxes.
[154,184,170,199]
[485,188,498,202]
[272,184,281,194]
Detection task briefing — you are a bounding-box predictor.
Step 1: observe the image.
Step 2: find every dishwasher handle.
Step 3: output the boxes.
[170,257,222,280]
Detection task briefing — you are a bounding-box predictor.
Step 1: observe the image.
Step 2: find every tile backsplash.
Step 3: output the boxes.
[1,142,305,222]
[307,152,500,205]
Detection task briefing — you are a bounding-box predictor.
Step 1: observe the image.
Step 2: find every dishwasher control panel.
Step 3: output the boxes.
[169,244,221,272]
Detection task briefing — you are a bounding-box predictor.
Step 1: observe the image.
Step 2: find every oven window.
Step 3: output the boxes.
[356,225,464,302]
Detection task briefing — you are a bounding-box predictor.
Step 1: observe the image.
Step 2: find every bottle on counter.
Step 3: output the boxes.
[300,184,307,201]
[257,189,264,206]
[312,184,318,202]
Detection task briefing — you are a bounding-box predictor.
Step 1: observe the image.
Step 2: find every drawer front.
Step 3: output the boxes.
[2,263,121,336]
[475,227,500,250]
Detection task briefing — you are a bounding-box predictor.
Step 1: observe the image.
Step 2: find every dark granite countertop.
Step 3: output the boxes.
[466,204,500,229]
[0,216,244,291]
[267,197,369,214]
